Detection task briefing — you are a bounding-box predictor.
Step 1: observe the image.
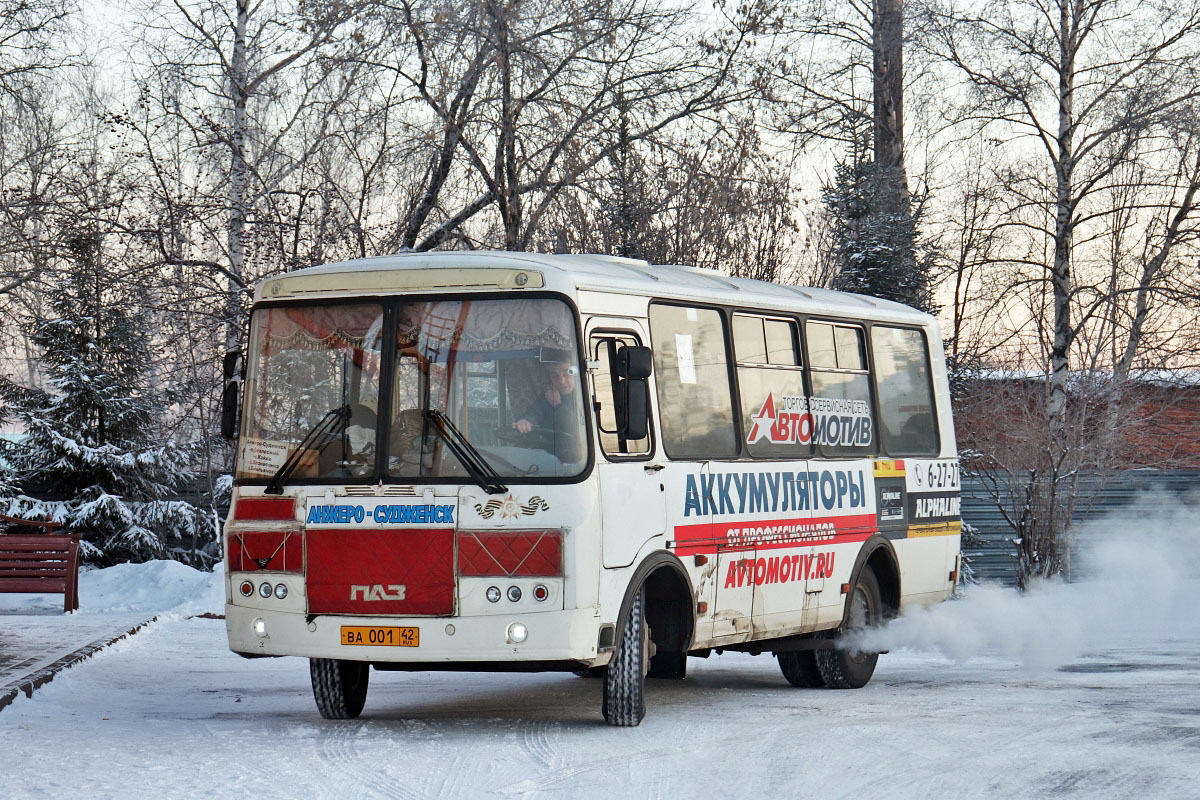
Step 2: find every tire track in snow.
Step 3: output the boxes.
[315,720,428,800]
[494,740,686,796]
[313,720,367,800]
[519,718,558,770]
[200,718,279,786]
[431,753,476,799]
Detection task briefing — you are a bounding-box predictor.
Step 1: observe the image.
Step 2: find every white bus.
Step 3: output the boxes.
[221,252,961,726]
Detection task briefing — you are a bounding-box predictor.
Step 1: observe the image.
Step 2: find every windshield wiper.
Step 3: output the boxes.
[424,408,507,495]
[265,405,351,494]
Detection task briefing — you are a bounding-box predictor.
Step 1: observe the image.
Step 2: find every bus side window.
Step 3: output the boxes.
[591,334,652,457]
[870,326,939,455]
[648,304,739,460]
[733,314,810,458]
[805,321,876,456]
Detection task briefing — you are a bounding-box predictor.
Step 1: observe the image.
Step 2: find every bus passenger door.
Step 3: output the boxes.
[662,460,719,643]
[749,461,817,637]
[704,466,755,643]
[712,542,755,641]
[668,461,753,643]
[587,323,667,568]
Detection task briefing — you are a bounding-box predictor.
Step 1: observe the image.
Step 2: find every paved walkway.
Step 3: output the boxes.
[0,610,159,711]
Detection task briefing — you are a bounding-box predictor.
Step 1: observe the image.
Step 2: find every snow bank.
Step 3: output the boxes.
[0,560,224,617]
[855,490,1200,667]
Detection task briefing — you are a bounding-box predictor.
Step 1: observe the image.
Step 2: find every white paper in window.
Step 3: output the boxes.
[685,308,698,322]
[242,438,290,476]
[675,333,697,384]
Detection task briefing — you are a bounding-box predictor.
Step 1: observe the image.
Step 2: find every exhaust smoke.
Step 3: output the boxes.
[852,491,1200,668]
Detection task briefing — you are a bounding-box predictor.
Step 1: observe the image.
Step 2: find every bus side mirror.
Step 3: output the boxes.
[616,346,652,380]
[223,350,242,381]
[614,346,652,440]
[220,350,243,440]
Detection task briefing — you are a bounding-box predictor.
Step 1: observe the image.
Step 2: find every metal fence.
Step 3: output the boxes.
[961,470,1200,585]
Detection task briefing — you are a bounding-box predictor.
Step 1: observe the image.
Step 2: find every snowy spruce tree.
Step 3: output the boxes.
[823,156,934,313]
[817,77,936,316]
[0,231,211,565]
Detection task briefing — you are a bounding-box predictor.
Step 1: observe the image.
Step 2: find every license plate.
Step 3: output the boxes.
[340,626,419,647]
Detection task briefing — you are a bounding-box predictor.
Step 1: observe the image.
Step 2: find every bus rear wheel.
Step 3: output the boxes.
[777,650,826,687]
[814,565,882,689]
[602,587,647,726]
[310,658,369,719]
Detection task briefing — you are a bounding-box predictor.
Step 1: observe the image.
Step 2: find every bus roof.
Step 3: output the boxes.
[258,251,933,325]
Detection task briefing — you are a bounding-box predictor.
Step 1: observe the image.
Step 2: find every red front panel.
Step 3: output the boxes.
[305,528,454,616]
[233,497,296,521]
[228,531,303,573]
[457,530,562,577]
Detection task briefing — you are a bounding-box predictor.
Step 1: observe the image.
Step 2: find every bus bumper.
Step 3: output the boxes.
[225,602,606,665]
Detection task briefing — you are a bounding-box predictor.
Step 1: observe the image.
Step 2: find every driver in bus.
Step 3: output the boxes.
[512,351,584,462]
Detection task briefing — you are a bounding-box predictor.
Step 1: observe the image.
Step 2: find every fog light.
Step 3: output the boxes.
[253,617,268,638]
[273,583,288,600]
[239,580,254,597]
[507,585,522,602]
[533,584,548,602]
[486,586,501,603]
[258,582,272,599]
[507,622,528,644]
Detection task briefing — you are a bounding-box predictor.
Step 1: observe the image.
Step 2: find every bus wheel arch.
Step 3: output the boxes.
[849,536,901,622]
[613,552,694,680]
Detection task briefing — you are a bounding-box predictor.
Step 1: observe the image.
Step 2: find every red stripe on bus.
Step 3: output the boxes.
[674,513,878,556]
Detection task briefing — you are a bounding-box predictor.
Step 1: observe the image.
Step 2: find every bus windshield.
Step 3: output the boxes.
[237,297,588,483]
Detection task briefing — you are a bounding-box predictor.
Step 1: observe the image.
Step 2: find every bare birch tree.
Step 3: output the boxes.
[374,0,772,252]
[0,0,73,100]
[926,0,1200,582]
[0,0,75,311]
[135,0,384,348]
[537,105,800,278]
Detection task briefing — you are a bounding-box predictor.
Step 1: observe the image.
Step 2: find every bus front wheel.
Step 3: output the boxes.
[602,587,647,726]
[310,658,369,719]
[814,565,882,689]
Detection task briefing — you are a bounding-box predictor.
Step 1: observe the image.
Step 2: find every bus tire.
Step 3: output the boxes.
[310,658,369,719]
[814,565,882,689]
[777,650,826,688]
[602,587,647,726]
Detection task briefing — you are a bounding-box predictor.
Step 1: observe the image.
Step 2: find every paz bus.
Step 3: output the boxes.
[220,252,961,726]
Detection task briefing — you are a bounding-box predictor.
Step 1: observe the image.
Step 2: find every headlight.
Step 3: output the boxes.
[273,583,288,600]
[486,586,501,603]
[507,585,522,602]
[507,622,528,644]
[258,582,272,599]
[253,617,268,638]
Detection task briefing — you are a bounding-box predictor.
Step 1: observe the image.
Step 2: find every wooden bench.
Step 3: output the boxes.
[0,533,81,613]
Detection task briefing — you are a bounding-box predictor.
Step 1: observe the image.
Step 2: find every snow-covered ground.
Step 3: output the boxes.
[3,498,1200,799]
[2,612,1199,799]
